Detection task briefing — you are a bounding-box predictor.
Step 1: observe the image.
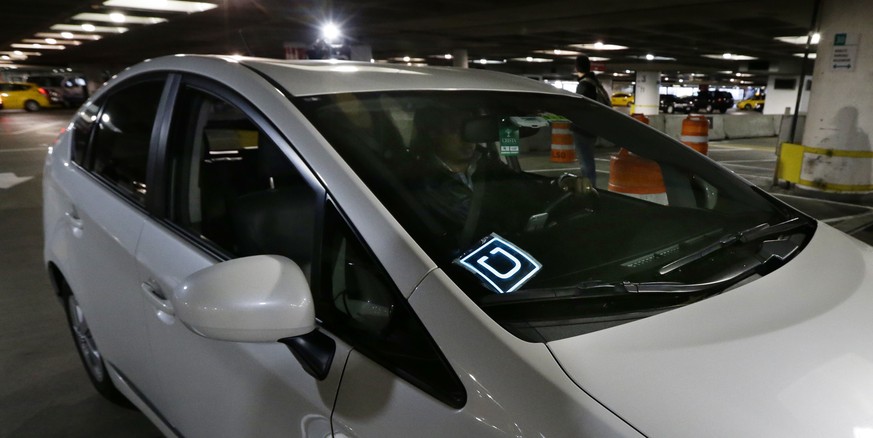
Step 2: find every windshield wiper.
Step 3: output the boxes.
[657,216,812,276]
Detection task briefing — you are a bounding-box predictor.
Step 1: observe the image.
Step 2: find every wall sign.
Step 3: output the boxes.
[831,32,859,72]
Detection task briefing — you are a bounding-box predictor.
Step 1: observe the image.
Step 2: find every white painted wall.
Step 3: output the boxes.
[762,75,812,115]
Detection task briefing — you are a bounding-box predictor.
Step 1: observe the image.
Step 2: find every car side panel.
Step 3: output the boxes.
[135,220,348,437]
[332,270,642,437]
[42,133,158,401]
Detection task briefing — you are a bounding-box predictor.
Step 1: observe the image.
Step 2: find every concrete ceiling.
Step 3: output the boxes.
[1,0,819,86]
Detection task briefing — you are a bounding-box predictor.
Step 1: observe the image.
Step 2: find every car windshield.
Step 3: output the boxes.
[296,90,814,341]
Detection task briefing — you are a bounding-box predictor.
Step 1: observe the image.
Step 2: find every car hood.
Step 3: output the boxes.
[548,224,873,437]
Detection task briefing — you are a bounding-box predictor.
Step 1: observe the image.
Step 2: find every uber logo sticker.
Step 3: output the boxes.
[455,233,542,294]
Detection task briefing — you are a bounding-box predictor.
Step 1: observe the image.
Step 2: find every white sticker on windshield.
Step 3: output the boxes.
[455,233,542,294]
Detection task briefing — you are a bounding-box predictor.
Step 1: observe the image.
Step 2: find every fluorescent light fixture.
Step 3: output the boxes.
[390,56,425,63]
[23,38,81,46]
[12,43,65,50]
[702,54,757,60]
[632,54,675,61]
[103,0,217,13]
[793,53,818,59]
[775,33,820,45]
[588,56,610,62]
[510,57,551,63]
[470,58,506,65]
[533,49,582,56]
[73,12,167,25]
[646,54,654,60]
[52,24,128,33]
[444,54,452,59]
[36,32,102,41]
[569,43,628,51]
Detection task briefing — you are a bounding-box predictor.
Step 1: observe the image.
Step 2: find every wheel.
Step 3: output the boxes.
[24,100,41,112]
[743,104,752,110]
[64,292,132,406]
[666,105,675,114]
[705,104,713,113]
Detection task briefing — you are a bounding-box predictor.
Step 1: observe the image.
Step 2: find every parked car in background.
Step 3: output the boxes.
[44,54,873,437]
[659,94,690,114]
[737,94,765,111]
[0,82,56,111]
[610,92,634,107]
[687,90,734,113]
[26,74,88,108]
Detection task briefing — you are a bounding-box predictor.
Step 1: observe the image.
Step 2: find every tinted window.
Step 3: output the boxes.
[71,101,101,165]
[166,85,316,262]
[89,80,164,205]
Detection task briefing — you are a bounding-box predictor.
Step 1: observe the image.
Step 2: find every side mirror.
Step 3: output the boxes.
[172,255,315,343]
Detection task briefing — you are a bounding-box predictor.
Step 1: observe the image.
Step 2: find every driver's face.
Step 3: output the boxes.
[434,116,475,163]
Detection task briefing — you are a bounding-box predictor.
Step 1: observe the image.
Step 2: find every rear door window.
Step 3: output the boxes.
[87,80,165,206]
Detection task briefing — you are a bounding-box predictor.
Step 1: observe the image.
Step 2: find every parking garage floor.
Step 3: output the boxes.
[2,109,872,437]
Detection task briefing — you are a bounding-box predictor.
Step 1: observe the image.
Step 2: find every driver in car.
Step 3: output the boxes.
[411,107,593,248]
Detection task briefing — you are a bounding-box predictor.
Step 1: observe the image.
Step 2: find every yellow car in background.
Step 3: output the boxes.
[0,82,56,112]
[611,92,634,107]
[737,95,765,111]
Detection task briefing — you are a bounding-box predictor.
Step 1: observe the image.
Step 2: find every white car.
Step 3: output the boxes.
[44,55,873,437]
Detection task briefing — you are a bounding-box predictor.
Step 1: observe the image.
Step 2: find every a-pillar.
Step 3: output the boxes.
[634,71,660,115]
[452,49,468,68]
[798,0,873,193]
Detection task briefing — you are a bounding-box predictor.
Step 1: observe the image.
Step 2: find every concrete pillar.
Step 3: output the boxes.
[452,49,468,69]
[599,76,614,96]
[634,71,660,115]
[798,0,873,193]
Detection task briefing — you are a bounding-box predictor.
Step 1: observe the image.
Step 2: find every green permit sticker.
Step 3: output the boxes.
[499,120,520,156]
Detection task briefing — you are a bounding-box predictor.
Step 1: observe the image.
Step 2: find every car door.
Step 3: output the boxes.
[135,78,352,437]
[53,77,169,401]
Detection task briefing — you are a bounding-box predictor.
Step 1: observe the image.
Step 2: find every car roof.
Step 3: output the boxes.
[238,56,570,97]
[122,55,571,98]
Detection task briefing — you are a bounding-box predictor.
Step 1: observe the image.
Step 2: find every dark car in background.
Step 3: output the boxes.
[686,91,734,113]
[659,94,690,114]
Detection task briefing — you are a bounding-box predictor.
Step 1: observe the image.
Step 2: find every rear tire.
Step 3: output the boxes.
[64,291,132,407]
[666,105,674,114]
[24,100,41,112]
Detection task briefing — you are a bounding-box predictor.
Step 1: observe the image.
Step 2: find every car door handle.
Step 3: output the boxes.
[141,280,174,316]
[65,207,83,229]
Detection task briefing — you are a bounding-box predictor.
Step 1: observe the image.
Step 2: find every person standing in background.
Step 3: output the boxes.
[572,55,611,186]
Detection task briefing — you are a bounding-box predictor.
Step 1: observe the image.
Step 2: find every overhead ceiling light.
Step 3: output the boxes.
[36,32,102,41]
[533,49,583,57]
[702,54,757,60]
[470,58,506,65]
[645,54,655,60]
[588,56,610,62]
[793,53,818,59]
[510,56,550,63]
[321,22,341,42]
[52,24,128,33]
[444,54,452,59]
[12,43,65,50]
[775,33,820,45]
[390,56,424,63]
[73,12,166,25]
[569,43,628,51]
[102,0,218,13]
[23,38,82,46]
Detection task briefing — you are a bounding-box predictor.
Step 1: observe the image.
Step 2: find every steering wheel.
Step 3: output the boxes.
[539,181,599,226]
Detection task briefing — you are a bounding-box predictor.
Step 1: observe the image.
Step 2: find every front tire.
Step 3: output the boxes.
[24,100,41,112]
[666,105,675,114]
[64,293,131,406]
